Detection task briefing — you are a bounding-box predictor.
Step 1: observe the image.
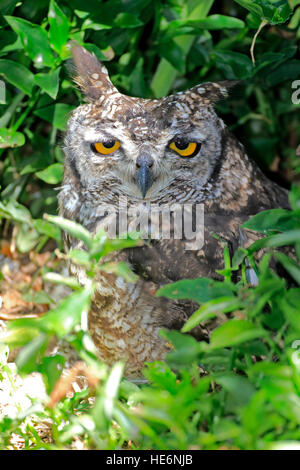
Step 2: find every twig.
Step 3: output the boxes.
[250,20,268,65]
[0,311,42,320]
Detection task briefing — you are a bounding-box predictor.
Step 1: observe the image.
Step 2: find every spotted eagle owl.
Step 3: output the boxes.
[58,45,289,378]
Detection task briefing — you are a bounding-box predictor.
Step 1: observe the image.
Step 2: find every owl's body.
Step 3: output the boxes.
[59,46,289,377]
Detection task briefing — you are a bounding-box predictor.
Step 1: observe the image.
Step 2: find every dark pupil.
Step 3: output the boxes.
[175,139,189,150]
[104,140,115,148]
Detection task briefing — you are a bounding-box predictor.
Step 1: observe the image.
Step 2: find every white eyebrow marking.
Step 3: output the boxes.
[82,126,131,145]
[83,128,104,142]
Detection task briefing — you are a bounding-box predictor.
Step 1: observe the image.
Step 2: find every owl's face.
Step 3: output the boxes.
[64,45,235,204]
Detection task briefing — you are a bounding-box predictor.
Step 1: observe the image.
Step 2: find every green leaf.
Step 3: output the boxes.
[36,162,63,184]
[289,184,300,212]
[5,16,55,67]
[16,224,39,252]
[128,57,148,98]
[265,59,300,87]
[82,19,112,31]
[34,67,61,99]
[213,14,245,28]
[253,46,297,75]
[158,40,186,74]
[101,261,139,283]
[0,0,20,19]
[151,0,214,97]
[157,278,235,304]
[167,15,245,35]
[236,0,291,25]
[40,354,65,394]
[237,340,269,356]
[23,291,53,305]
[280,288,300,333]
[16,333,48,374]
[44,214,93,248]
[0,326,40,348]
[34,218,62,243]
[48,0,70,55]
[232,246,248,267]
[9,286,93,338]
[82,43,111,61]
[34,103,75,131]
[210,319,267,349]
[103,362,124,419]
[182,297,243,332]
[246,12,263,28]
[248,362,293,379]
[43,272,81,290]
[233,0,263,18]
[261,0,292,25]
[90,234,142,261]
[114,12,143,28]
[160,329,202,366]
[0,59,34,95]
[20,151,53,175]
[214,373,255,411]
[275,252,300,285]
[0,128,25,148]
[213,50,253,79]
[67,248,92,267]
[0,200,32,225]
[248,230,300,254]
[243,209,299,233]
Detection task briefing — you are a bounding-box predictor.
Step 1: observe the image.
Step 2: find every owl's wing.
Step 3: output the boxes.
[126,212,256,283]
[123,211,259,339]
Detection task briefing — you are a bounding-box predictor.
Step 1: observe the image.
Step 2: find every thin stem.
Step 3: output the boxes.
[12,89,41,132]
[250,20,268,65]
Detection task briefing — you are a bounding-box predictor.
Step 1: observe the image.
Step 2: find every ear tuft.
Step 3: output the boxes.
[183,80,241,105]
[70,42,117,101]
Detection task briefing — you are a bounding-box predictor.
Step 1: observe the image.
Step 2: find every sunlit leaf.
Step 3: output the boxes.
[16,333,48,374]
[34,67,61,99]
[275,252,300,285]
[0,200,32,224]
[243,209,299,233]
[0,128,25,148]
[210,319,267,349]
[34,103,75,131]
[182,296,243,332]
[36,162,63,184]
[114,12,143,28]
[0,59,34,95]
[157,278,235,304]
[45,214,93,248]
[48,0,70,55]
[5,16,55,66]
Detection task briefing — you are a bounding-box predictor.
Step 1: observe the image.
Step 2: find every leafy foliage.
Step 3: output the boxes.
[0,0,300,451]
[1,186,300,450]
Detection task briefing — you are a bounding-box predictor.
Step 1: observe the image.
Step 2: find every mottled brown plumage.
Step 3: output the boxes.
[58,45,289,378]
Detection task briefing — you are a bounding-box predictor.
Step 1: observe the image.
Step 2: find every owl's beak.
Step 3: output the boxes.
[135,154,154,198]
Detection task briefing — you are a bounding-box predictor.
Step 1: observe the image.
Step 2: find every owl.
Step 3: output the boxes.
[58,45,289,378]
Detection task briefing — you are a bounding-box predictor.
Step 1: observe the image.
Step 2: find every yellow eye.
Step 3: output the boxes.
[92,140,121,155]
[169,140,199,157]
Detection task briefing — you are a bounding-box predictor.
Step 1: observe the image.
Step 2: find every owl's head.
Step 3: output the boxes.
[64,45,237,204]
